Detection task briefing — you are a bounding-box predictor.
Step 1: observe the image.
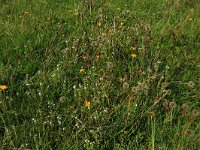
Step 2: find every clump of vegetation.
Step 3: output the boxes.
[0,0,199,149]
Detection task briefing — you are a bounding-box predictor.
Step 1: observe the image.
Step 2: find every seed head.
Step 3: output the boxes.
[59,96,66,103]
[163,99,169,110]
[187,81,195,88]
[185,130,194,137]
[191,110,199,118]
[107,62,113,70]
[162,90,171,96]
[122,82,129,90]
[169,101,177,109]
[181,103,189,112]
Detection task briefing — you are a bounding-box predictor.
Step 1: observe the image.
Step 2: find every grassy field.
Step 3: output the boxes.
[0,0,200,149]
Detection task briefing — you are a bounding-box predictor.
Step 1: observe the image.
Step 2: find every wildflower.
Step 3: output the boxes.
[82,55,87,60]
[118,77,123,82]
[109,29,112,33]
[120,22,124,27]
[189,18,192,21]
[101,33,106,36]
[131,53,137,59]
[85,101,91,107]
[0,85,7,91]
[80,68,85,73]
[97,22,101,27]
[130,47,136,50]
[96,54,100,60]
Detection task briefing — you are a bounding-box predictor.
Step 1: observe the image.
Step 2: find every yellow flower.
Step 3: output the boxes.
[0,85,7,91]
[85,101,91,107]
[101,33,106,36]
[118,77,123,82]
[131,53,137,58]
[130,47,136,50]
[109,29,112,33]
[97,22,102,27]
[96,54,100,60]
[120,22,124,27]
[80,68,85,73]
[189,18,192,21]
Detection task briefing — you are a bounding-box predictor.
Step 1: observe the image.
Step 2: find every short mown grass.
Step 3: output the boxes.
[0,0,200,149]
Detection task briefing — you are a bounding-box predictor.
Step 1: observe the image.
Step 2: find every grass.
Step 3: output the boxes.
[0,0,200,149]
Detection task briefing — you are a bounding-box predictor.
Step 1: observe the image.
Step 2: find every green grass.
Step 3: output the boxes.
[0,0,200,149]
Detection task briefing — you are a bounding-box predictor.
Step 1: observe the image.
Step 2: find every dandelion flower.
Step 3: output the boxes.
[109,29,112,33]
[97,22,102,27]
[130,47,136,50]
[101,33,106,36]
[0,85,7,91]
[80,68,85,73]
[131,53,137,59]
[85,101,91,107]
[120,22,124,27]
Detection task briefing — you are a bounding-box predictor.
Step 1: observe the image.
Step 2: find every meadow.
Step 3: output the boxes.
[0,0,200,149]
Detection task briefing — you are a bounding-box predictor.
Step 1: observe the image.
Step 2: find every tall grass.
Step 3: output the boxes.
[0,0,200,149]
